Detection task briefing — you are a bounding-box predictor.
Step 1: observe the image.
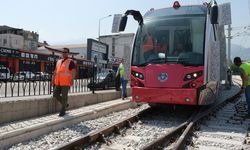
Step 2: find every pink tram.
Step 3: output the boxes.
[119,1,228,105]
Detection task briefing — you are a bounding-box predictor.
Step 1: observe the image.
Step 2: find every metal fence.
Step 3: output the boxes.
[0,47,95,98]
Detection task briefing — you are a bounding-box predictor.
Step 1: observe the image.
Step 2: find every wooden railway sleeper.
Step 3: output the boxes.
[186,136,193,146]
[194,124,201,131]
[98,133,112,145]
[244,132,250,145]
[186,126,196,146]
[73,146,82,150]
[126,120,133,128]
[98,133,106,143]
[120,128,127,137]
[114,125,121,135]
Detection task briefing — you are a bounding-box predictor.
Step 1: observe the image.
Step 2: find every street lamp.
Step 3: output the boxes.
[98,14,112,41]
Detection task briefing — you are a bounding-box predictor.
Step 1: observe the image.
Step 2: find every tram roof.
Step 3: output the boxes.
[144,5,207,18]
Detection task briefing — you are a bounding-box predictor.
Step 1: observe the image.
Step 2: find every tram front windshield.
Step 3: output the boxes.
[132,16,206,67]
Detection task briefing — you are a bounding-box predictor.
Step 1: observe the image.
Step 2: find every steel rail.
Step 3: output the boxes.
[172,90,241,150]
[57,82,241,150]
[141,109,198,150]
[56,107,152,150]
[142,87,241,150]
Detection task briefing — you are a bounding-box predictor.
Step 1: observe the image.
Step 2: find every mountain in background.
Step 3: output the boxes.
[231,44,250,61]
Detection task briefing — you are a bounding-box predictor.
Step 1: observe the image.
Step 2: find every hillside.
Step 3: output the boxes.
[231,44,250,61]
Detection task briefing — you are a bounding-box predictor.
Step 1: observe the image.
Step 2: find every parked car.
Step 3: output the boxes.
[0,66,11,81]
[13,71,35,81]
[87,70,116,90]
[34,72,51,81]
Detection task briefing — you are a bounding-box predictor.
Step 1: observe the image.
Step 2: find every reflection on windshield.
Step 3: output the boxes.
[97,72,108,78]
[132,15,205,66]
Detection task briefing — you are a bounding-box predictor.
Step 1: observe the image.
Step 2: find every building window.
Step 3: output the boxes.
[112,38,115,56]
[3,39,7,45]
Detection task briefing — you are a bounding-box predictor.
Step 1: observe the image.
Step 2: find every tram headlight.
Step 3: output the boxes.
[193,73,198,78]
[184,71,202,81]
[132,71,144,80]
[186,74,192,80]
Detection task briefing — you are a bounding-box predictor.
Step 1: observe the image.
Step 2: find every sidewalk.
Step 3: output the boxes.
[0,89,130,124]
[0,97,137,149]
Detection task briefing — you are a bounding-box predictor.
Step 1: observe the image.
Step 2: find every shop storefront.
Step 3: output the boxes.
[0,47,94,78]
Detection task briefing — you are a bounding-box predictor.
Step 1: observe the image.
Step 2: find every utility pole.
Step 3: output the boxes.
[98,15,112,41]
[227,24,232,65]
[225,24,232,90]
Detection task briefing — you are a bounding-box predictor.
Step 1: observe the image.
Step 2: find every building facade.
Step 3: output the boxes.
[99,33,134,80]
[100,33,134,58]
[0,25,39,51]
[0,46,93,78]
[37,44,87,59]
[99,33,134,69]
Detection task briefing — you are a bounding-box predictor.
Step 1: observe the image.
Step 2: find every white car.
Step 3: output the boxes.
[13,71,35,81]
[0,66,11,81]
[34,72,51,80]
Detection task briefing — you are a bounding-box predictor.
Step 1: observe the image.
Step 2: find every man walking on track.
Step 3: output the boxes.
[234,57,250,118]
[52,48,76,116]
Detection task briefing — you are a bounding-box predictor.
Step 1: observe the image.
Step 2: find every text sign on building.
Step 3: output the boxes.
[92,41,107,53]
[219,3,231,25]
[87,39,108,64]
[0,47,59,62]
[0,47,20,57]
[112,14,122,33]
[21,52,39,59]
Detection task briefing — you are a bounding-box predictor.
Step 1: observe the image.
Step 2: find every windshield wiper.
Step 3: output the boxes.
[136,58,202,67]
[176,58,202,66]
[137,58,165,67]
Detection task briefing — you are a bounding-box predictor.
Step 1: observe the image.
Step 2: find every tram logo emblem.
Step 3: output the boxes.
[158,72,168,82]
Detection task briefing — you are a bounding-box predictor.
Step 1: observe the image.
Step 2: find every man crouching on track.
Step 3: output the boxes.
[52,48,76,116]
[234,57,250,118]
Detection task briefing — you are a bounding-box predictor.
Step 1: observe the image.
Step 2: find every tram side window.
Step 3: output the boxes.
[192,19,204,54]
[132,34,142,65]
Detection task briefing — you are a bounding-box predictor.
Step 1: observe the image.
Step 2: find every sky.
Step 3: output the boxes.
[1,0,250,47]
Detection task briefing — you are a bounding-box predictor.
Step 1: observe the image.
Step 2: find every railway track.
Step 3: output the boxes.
[141,90,242,150]
[56,105,195,150]
[183,78,250,150]
[2,77,243,150]
[188,99,250,150]
[55,83,242,149]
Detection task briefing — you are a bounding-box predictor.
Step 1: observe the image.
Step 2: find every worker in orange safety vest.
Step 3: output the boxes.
[52,48,76,116]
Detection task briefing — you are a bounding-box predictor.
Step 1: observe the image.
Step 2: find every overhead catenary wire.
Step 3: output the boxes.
[231,25,250,38]
[248,0,250,22]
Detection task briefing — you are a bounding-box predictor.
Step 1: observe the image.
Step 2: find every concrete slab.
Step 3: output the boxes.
[100,143,130,150]
[196,145,228,150]
[201,124,246,132]
[197,136,243,146]
[0,89,131,124]
[198,131,245,139]
[0,98,137,149]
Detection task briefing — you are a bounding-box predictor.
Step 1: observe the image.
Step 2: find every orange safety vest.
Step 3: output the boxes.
[156,43,167,53]
[54,58,73,86]
[143,36,154,52]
